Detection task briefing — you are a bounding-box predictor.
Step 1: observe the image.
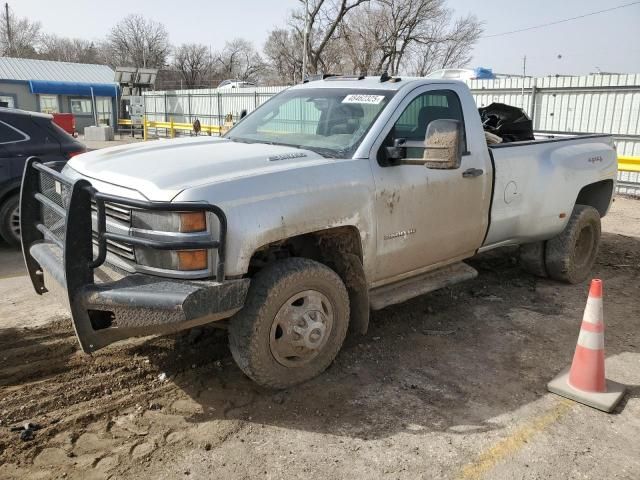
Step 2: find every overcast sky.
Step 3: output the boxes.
[13,0,640,76]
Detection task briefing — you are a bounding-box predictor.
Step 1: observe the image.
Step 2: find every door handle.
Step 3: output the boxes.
[462,168,483,178]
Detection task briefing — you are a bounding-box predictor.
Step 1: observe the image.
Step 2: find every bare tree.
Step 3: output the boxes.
[38,34,101,64]
[172,43,213,88]
[0,4,41,58]
[338,0,448,75]
[263,28,302,84]
[293,0,370,75]
[215,38,265,82]
[103,14,170,68]
[264,0,482,83]
[407,13,482,76]
[336,3,385,75]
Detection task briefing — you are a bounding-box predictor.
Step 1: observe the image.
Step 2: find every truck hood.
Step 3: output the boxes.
[67,136,330,201]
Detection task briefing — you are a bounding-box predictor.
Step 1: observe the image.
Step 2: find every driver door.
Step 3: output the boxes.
[371,85,491,284]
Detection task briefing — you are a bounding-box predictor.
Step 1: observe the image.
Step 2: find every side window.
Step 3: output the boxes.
[39,94,59,114]
[0,95,15,108]
[70,98,93,116]
[394,89,466,151]
[0,120,29,144]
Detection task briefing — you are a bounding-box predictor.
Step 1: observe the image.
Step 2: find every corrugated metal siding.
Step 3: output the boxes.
[0,57,114,83]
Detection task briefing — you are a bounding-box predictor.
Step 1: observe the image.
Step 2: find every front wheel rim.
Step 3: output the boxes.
[269,289,334,368]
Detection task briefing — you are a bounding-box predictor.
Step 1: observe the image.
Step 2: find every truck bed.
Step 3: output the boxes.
[481,133,617,250]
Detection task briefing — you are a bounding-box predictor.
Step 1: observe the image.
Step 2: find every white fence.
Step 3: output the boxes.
[143,86,286,128]
[467,74,640,157]
[142,74,640,195]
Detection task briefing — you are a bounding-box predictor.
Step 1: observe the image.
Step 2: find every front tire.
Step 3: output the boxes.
[545,205,601,284]
[228,257,350,389]
[0,194,20,247]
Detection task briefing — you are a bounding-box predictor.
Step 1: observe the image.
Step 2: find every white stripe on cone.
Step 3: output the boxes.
[582,297,603,325]
[577,329,605,350]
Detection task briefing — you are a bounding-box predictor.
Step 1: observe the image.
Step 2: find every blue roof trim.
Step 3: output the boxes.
[28,80,119,97]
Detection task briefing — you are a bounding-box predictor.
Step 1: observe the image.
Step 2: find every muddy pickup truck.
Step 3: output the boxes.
[20,76,617,388]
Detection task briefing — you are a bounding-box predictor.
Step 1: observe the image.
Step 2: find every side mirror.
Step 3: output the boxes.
[239,109,247,120]
[387,119,463,168]
[421,119,463,169]
[384,138,406,161]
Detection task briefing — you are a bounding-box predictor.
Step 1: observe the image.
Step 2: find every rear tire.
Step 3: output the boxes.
[520,241,548,278]
[228,257,350,389]
[0,194,20,247]
[545,205,601,284]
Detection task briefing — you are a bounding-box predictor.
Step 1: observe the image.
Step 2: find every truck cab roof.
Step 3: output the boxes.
[290,76,466,92]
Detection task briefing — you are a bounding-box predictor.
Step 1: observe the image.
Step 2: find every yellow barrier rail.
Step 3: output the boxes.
[618,156,640,173]
[118,117,222,139]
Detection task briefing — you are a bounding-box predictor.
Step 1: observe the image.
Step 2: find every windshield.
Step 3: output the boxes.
[226,88,395,157]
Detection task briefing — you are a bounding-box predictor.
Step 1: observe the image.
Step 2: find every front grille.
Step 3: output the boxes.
[90,201,134,263]
[92,201,132,224]
[91,232,136,261]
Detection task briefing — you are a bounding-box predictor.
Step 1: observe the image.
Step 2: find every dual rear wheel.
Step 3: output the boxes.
[520,204,601,284]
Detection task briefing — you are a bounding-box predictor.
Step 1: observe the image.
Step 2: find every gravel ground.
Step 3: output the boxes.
[0,197,638,480]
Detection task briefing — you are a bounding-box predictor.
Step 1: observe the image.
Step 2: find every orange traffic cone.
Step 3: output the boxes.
[547,279,626,412]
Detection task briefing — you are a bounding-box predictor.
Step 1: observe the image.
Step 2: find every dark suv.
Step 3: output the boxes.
[0,108,85,245]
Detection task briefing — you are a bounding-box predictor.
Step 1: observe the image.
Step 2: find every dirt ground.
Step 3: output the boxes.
[0,198,638,480]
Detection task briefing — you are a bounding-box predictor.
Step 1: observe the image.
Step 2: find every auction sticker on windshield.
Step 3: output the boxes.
[342,94,385,104]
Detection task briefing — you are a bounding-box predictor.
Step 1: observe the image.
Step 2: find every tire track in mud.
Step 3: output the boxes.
[0,317,231,466]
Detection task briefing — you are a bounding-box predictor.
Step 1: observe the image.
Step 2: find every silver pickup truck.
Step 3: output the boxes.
[20,76,617,388]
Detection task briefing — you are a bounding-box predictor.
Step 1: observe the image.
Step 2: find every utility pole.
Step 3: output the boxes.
[302,0,309,83]
[209,44,213,88]
[521,55,527,111]
[4,3,11,56]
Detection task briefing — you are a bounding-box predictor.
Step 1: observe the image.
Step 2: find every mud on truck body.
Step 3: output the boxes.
[21,76,617,388]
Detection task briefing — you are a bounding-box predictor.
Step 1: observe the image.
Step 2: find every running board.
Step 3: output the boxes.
[369,262,478,310]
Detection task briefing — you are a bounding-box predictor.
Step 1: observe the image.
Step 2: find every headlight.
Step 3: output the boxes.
[131,211,207,233]
[135,248,209,271]
[130,210,210,272]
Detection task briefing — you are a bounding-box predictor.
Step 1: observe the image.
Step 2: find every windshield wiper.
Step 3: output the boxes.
[307,147,349,158]
[228,136,258,144]
[229,137,346,158]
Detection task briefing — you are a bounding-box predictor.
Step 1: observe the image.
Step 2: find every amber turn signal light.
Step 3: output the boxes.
[180,212,206,232]
[177,250,208,271]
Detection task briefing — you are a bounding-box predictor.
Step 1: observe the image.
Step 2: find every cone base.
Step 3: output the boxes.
[547,367,626,413]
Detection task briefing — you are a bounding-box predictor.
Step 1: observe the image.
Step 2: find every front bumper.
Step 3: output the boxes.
[20,158,249,353]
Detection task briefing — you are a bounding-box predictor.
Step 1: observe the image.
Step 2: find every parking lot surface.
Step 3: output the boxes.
[0,198,638,480]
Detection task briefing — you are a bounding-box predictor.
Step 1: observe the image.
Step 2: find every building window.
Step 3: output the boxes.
[96,97,112,125]
[39,94,59,113]
[0,95,15,108]
[70,98,93,116]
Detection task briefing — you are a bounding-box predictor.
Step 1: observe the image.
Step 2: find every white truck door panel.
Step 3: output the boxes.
[370,85,492,285]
